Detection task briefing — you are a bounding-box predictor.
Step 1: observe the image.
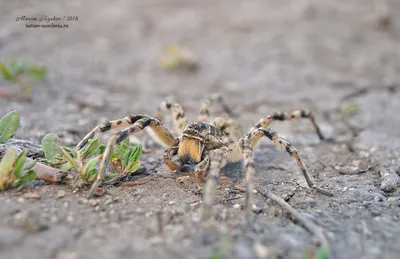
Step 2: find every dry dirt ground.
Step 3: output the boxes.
[1,0,400,258]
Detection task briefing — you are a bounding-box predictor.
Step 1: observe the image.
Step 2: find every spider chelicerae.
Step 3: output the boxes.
[76,94,333,222]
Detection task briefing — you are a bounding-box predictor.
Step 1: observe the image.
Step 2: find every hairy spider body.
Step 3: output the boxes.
[76,94,333,222]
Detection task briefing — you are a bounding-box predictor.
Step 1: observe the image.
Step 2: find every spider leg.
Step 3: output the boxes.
[241,137,256,221]
[246,128,333,196]
[85,116,178,198]
[201,149,227,221]
[194,155,210,181]
[198,93,234,122]
[77,115,178,150]
[163,146,183,171]
[249,110,325,140]
[212,116,243,142]
[156,99,188,135]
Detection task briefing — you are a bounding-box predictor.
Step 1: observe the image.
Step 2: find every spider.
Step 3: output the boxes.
[76,94,333,222]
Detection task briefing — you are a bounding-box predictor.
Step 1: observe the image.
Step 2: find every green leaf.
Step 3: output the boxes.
[316,245,329,259]
[123,146,134,167]
[13,149,28,178]
[10,169,36,188]
[62,146,77,158]
[27,65,47,81]
[0,110,20,143]
[23,159,36,171]
[116,138,130,161]
[0,62,15,82]
[41,133,62,163]
[10,58,28,75]
[59,146,78,169]
[80,138,104,159]
[0,147,18,190]
[129,145,142,162]
[104,173,118,180]
[124,160,141,174]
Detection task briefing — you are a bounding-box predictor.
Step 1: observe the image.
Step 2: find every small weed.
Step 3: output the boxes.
[302,245,330,259]
[0,110,20,143]
[339,100,359,117]
[158,44,198,71]
[0,148,36,190]
[0,58,47,97]
[41,134,142,184]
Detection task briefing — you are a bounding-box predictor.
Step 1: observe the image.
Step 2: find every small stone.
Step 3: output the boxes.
[57,190,66,199]
[380,170,399,192]
[253,189,258,194]
[388,197,400,207]
[252,204,262,214]
[150,236,164,246]
[168,201,176,205]
[233,204,241,209]
[56,251,78,259]
[253,242,269,259]
[78,198,88,204]
[17,197,25,203]
[88,199,100,207]
[104,198,113,205]
[22,192,41,199]
[67,215,74,223]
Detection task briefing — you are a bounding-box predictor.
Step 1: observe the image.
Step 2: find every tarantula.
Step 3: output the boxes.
[76,94,333,221]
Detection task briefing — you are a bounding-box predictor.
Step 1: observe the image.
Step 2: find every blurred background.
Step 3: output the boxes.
[0,0,399,145]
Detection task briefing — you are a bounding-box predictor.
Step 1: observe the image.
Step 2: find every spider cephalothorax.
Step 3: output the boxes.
[76,94,333,222]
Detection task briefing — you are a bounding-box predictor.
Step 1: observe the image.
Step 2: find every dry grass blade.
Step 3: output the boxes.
[256,187,332,256]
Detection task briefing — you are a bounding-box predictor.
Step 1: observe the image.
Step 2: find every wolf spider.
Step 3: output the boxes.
[76,94,333,221]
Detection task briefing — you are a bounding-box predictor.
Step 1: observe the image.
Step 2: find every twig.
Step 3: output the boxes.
[28,157,69,184]
[256,187,330,249]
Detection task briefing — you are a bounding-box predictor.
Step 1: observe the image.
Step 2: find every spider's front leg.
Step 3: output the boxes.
[201,149,227,222]
[163,146,183,171]
[84,116,178,198]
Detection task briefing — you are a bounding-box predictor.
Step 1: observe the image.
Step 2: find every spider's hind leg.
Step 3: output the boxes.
[246,128,333,196]
[198,93,234,122]
[156,98,188,135]
[250,110,325,140]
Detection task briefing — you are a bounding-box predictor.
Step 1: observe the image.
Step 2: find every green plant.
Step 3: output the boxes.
[0,58,47,96]
[112,138,142,175]
[41,134,142,184]
[0,110,20,143]
[339,100,359,118]
[0,148,36,190]
[302,245,330,259]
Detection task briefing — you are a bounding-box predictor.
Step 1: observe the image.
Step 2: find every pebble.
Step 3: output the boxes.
[67,215,74,223]
[88,199,100,207]
[253,243,270,259]
[104,198,113,205]
[57,190,66,199]
[22,192,41,199]
[380,170,399,192]
[17,197,25,203]
[388,197,400,207]
[233,204,241,209]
